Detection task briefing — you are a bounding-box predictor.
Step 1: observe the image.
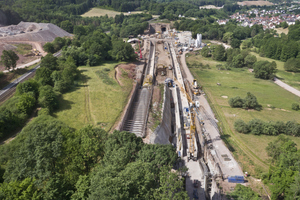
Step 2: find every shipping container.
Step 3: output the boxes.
[228,176,244,183]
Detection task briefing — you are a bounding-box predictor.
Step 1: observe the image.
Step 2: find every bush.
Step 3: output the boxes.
[16,93,36,114]
[234,119,249,133]
[38,85,58,112]
[0,71,4,78]
[234,119,300,136]
[229,92,261,110]
[228,96,244,108]
[284,58,300,72]
[292,103,300,111]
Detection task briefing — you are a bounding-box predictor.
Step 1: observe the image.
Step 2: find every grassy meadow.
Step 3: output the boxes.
[53,62,133,131]
[187,53,300,173]
[250,52,300,90]
[81,8,143,18]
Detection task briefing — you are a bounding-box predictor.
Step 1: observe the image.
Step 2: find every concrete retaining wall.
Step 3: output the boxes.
[150,84,172,144]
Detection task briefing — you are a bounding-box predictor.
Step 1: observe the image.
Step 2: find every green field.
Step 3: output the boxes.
[250,52,300,90]
[81,8,143,18]
[53,62,133,131]
[187,53,300,173]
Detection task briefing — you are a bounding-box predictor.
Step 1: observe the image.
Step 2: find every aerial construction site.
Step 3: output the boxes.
[119,24,244,200]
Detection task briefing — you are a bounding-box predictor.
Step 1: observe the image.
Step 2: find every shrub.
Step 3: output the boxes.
[234,119,249,133]
[292,103,300,111]
[16,93,36,114]
[228,96,244,108]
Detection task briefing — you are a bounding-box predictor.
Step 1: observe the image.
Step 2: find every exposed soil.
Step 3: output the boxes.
[0,22,72,72]
[115,63,136,86]
[0,42,42,71]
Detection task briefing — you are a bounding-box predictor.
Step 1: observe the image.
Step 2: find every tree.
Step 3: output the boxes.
[40,53,58,70]
[153,166,189,200]
[0,50,19,71]
[3,115,71,182]
[292,103,300,111]
[201,46,210,57]
[232,54,244,68]
[228,184,261,200]
[43,42,55,53]
[0,178,41,200]
[228,96,244,108]
[16,93,36,114]
[284,58,300,72]
[16,79,39,98]
[222,32,233,44]
[243,92,260,110]
[234,119,250,133]
[253,61,277,80]
[212,45,226,61]
[109,40,136,61]
[60,20,73,33]
[231,38,242,48]
[244,55,257,68]
[35,67,53,86]
[38,85,58,112]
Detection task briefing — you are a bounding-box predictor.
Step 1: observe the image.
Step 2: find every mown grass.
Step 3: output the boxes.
[187,53,300,172]
[81,8,143,18]
[53,62,133,131]
[250,52,300,90]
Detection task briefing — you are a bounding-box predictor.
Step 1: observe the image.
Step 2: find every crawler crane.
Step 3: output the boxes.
[173,77,197,161]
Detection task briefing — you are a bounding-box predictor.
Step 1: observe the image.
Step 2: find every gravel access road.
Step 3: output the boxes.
[274,77,300,97]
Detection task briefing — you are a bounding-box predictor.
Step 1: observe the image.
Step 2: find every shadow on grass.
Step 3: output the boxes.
[220,134,236,152]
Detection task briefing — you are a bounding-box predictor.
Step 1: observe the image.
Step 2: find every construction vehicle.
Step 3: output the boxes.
[173,77,197,161]
[32,49,40,56]
[192,79,200,95]
[143,74,153,86]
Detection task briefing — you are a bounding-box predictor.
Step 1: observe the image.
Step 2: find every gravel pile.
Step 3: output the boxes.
[0,22,72,42]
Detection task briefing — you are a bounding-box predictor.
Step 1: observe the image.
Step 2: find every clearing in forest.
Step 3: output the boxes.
[187,52,300,174]
[53,62,134,131]
[237,1,273,6]
[81,8,143,18]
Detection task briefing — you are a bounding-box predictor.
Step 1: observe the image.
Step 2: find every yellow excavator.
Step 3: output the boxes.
[173,77,197,160]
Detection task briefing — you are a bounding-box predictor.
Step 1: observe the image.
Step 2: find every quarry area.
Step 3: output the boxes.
[0,22,72,71]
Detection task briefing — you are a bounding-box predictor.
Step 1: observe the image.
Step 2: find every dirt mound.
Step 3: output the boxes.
[115,64,136,86]
[0,22,73,42]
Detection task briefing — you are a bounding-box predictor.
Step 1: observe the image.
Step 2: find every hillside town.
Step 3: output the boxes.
[218,7,300,30]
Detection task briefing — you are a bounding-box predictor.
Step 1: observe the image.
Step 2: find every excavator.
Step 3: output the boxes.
[173,77,197,161]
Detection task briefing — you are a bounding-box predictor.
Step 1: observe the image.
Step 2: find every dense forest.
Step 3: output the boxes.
[0,115,187,199]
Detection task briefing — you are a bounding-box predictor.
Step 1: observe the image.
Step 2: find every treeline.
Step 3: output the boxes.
[0,0,93,24]
[174,19,264,43]
[201,46,277,80]
[56,27,136,66]
[246,22,300,73]
[0,115,188,199]
[234,119,300,136]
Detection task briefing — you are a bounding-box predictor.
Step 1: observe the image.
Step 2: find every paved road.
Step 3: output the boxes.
[274,77,300,97]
